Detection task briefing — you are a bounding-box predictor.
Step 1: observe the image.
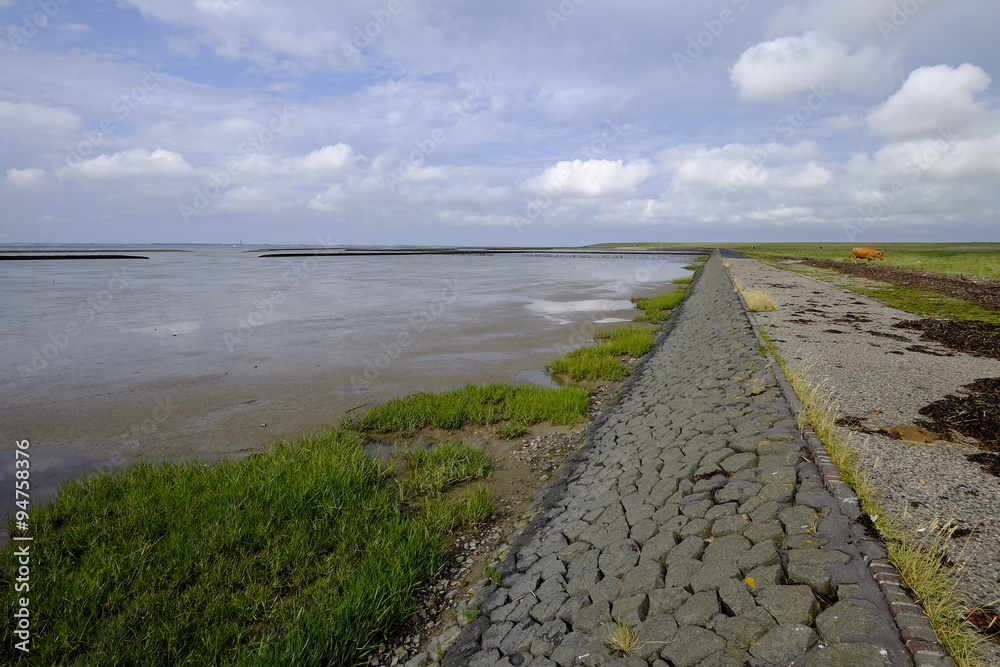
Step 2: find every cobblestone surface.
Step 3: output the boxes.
[439,252,919,667]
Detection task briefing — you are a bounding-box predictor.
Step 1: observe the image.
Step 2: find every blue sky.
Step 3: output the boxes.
[2,0,999,245]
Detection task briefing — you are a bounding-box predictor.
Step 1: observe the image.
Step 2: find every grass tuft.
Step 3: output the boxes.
[605,619,640,657]
[403,442,491,495]
[632,292,684,323]
[349,384,590,436]
[733,277,779,312]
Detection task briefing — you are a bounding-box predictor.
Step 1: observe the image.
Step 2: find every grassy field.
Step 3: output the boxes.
[725,242,1000,279]
[0,430,492,666]
[723,243,1000,322]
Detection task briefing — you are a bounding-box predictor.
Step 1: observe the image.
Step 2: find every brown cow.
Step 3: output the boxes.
[851,247,884,264]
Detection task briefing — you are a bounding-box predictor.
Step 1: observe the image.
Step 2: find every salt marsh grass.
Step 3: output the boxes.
[0,429,496,666]
[349,383,590,436]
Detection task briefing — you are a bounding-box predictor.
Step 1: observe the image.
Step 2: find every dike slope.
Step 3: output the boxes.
[438,252,935,667]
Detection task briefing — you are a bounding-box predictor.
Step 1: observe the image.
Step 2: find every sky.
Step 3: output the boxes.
[2,0,1000,246]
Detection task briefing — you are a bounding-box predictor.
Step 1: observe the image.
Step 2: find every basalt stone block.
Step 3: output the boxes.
[612,593,650,626]
[691,561,741,593]
[599,541,641,579]
[815,601,878,644]
[549,631,603,667]
[678,518,712,539]
[629,518,658,546]
[499,618,541,654]
[620,560,665,598]
[638,531,677,565]
[698,648,756,667]
[659,626,726,667]
[744,519,785,545]
[648,586,691,617]
[674,591,720,626]
[738,540,780,572]
[742,564,783,590]
[663,557,702,589]
[804,642,891,667]
[750,623,819,663]
[778,505,820,535]
[666,536,706,563]
[570,600,612,634]
[528,618,570,658]
[718,579,756,616]
[591,575,624,603]
[713,606,777,647]
[704,502,739,521]
[710,514,750,537]
[721,452,758,473]
[634,614,678,661]
[756,585,820,626]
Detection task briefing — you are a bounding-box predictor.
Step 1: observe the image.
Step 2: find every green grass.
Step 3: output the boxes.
[632,292,685,323]
[744,255,1000,323]
[842,283,1000,323]
[349,383,590,436]
[403,442,491,495]
[546,288,685,381]
[673,276,693,284]
[683,264,703,271]
[730,242,1000,279]
[0,430,496,667]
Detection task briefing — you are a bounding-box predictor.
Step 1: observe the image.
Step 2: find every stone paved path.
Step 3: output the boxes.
[442,252,924,667]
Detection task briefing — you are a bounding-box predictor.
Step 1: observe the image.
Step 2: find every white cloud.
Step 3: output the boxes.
[73,148,195,179]
[0,100,81,134]
[731,32,895,102]
[6,168,47,187]
[867,64,992,139]
[525,159,650,198]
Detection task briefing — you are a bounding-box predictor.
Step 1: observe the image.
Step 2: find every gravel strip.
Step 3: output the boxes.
[426,252,915,667]
[725,253,1000,666]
